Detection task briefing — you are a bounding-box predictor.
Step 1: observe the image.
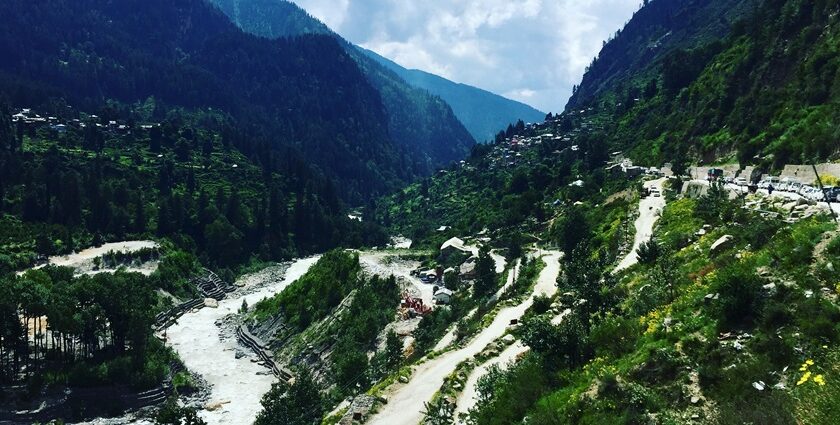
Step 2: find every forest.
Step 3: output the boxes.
[0,99,386,416]
[0,0,463,203]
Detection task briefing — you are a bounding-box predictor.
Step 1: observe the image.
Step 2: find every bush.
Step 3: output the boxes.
[636,240,661,265]
[711,261,767,331]
[531,295,552,315]
[589,314,641,357]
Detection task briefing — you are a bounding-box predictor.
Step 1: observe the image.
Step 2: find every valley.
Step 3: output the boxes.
[2,0,840,424]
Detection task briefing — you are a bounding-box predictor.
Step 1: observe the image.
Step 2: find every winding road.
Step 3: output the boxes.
[366,251,562,425]
[614,178,667,273]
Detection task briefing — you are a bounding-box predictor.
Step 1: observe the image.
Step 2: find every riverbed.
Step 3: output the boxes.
[164,256,319,425]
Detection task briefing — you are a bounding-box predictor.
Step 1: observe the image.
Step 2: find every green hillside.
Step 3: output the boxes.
[372,0,840,423]
[570,0,840,168]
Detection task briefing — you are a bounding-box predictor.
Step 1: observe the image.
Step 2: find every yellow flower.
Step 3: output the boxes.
[797,371,812,386]
[806,359,815,366]
[800,363,809,372]
[813,375,826,386]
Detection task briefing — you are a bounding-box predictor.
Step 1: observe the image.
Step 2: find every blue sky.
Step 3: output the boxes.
[290,0,641,112]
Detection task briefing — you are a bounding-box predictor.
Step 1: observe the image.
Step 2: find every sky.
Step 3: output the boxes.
[290,0,641,112]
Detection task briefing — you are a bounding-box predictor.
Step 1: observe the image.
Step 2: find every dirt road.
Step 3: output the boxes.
[366,252,562,425]
[614,178,666,273]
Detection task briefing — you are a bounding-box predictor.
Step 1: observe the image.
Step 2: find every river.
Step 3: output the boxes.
[165,256,320,425]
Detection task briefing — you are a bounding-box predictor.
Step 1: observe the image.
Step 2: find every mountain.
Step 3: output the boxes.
[207,0,476,170]
[206,0,543,143]
[567,0,840,167]
[566,0,751,110]
[370,0,840,423]
[361,49,547,142]
[0,0,463,203]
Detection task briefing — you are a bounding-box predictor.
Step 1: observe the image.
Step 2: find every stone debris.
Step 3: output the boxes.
[205,400,231,411]
[710,235,735,256]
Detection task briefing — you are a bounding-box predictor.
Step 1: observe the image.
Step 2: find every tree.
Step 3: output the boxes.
[521,314,587,368]
[385,330,402,369]
[149,126,162,153]
[637,240,662,265]
[204,217,243,266]
[423,397,454,425]
[156,399,207,425]
[255,370,323,425]
[472,247,497,297]
[552,206,589,256]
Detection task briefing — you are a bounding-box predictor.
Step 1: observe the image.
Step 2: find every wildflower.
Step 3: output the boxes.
[806,359,815,366]
[797,371,812,386]
[813,375,826,386]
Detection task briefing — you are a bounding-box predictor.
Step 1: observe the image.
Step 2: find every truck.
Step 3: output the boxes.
[707,168,724,181]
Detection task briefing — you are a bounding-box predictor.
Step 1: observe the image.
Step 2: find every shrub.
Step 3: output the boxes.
[636,240,662,265]
[532,295,552,315]
[589,314,641,357]
[711,261,766,331]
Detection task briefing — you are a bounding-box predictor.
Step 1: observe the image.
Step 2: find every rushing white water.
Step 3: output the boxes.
[165,256,320,425]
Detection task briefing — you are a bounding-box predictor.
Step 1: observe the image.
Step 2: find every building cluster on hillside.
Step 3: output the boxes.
[10,107,158,136]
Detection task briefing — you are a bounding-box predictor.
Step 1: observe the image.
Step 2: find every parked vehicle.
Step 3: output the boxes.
[822,187,840,203]
[707,168,724,181]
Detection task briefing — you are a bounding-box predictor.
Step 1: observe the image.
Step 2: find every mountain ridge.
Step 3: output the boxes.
[207,0,545,143]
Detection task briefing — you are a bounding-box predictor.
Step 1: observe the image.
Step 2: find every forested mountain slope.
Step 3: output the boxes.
[568,0,840,168]
[207,0,475,169]
[207,0,541,144]
[362,49,547,142]
[566,0,751,110]
[0,0,435,202]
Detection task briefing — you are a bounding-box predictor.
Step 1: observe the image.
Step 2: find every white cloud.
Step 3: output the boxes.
[291,0,640,112]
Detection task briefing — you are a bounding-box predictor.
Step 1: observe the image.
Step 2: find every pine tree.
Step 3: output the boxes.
[472,247,497,297]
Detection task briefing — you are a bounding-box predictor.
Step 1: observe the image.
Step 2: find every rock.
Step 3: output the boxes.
[235,350,246,359]
[690,396,700,404]
[204,298,219,308]
[502,334,516,344]
[733,341,744,351]
[453,382,463,390]
[827,262,835,273]
[762,283,776,295]
[695,228,707,236]
[205,400,231,411]
[710,235,735,256]
[752,381,766,391]
[782,201,797,211]
[398,376,410,384]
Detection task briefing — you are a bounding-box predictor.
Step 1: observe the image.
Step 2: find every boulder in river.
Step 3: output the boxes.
[204,298,219,308]
[205,400,231,411]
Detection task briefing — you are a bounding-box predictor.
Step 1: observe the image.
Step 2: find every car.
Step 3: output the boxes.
[823,187,840,203]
